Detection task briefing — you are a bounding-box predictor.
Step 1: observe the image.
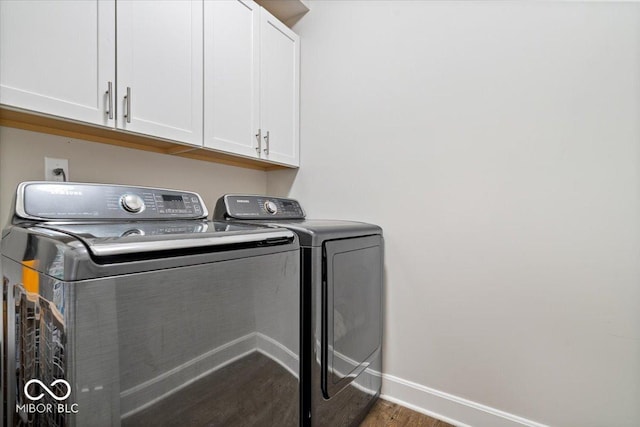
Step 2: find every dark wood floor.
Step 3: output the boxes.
[360,399,454,427]
[123,352,298,427]
[121,351,452,427]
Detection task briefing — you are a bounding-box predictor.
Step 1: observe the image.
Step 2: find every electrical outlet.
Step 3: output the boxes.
[44,157,69,182]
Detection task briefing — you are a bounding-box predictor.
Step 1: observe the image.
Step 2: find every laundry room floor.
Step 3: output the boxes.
[360,399,454,427]
[122,352,298,426]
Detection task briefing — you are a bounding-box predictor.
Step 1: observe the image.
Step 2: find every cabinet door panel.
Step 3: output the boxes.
[0,0,115,127]
[260,9,300,166]
[204,0,260,158]
[117,0,203,146]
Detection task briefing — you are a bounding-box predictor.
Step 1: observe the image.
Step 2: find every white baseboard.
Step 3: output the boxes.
[381,374,549,427]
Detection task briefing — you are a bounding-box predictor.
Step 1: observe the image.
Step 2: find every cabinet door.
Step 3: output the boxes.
[117,0,203,146]
[0,0,115,127]
[260,8,300,166]
[204,0,260,158]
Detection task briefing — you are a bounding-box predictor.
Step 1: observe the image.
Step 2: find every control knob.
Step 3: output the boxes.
[121,194,145,213]
[264,200,278,215]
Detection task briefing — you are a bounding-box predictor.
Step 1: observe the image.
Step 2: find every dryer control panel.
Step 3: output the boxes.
[216,195,305,220]
[15,182,207,221]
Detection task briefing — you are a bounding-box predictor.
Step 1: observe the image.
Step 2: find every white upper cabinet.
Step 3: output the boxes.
[0,0,116,127]
[259,8,300,166]
[204,0,260,157]
[1,0,299,167]
[204,2,299,167]
[117,0,203,146]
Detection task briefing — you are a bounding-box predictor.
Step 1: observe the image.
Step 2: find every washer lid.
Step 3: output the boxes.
[36,220,295,259]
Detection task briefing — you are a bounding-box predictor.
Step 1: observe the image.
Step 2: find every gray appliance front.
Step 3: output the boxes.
[310,235,383,427]
[2,249,299,426]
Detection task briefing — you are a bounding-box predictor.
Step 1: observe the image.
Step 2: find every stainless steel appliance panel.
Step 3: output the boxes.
[306,245,382,427]
[214,194,384,427]
[2,249,299,426]
[322,236,383,399]
[15,182,207,221]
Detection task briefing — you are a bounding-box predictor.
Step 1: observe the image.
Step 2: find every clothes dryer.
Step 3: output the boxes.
[214,195,383,427]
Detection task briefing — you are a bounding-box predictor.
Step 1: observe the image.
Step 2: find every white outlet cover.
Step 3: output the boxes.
[44,157,69,182]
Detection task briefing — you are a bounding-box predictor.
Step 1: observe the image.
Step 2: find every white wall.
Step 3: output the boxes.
[0,126,267,226]
[268,2,640,426]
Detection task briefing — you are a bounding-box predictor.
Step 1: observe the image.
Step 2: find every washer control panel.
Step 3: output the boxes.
[219,195,305,220]
[17,182,208,221]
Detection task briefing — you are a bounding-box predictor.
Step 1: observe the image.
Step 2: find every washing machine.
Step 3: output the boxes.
[214,195,383,427]
[1,182,300,427]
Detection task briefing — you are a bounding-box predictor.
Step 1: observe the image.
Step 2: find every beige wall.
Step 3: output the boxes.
[269,1,640,426]
[0,126,267,226]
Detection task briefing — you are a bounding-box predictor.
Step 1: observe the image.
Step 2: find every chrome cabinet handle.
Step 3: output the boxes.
[124,87,131,123]
[255,129,261,154]
[263,131,270,155]
[105,81,113,119]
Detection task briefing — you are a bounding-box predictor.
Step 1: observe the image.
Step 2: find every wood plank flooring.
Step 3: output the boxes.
[121,349,452,427]
[122,352,298,427]
[360,399,454,427]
